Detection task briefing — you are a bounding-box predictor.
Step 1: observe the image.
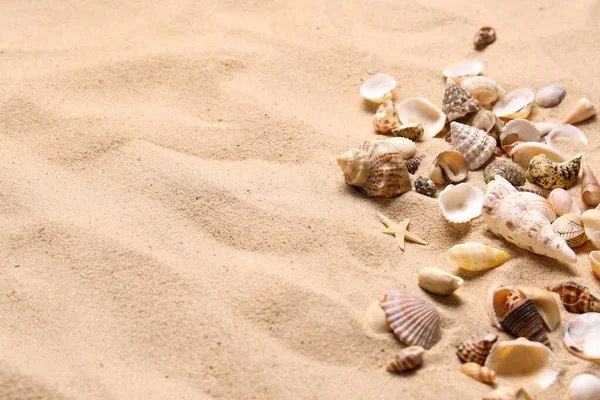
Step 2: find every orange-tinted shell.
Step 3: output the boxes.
[373,100,401,133]
[456,332,498,365]
[386,346,425,373]
[546,281,600,313]
[460,362,496,384]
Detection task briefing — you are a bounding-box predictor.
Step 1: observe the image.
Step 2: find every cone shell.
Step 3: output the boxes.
[442,60,484,82]
[562,97,597,125]
[386,345,425,373]
[483,386,532,400]
[450,121,496,170]
[510,142,567,168]
[569,374,600,400]
[552,213,587,248]
[493,88,535,120]
[461,76,505,107]
[362,300,391,335]
[526,153,582,190]
[473,26,496,50]
[414,176,436,198]
[484,159,526,186]
[391,123,424,141]
[360,73,395,103]
[442,78,480,121]
[418,267,464,295]
[582,161,600,207]
[563,314,600,361]
[429,150,468,185]
[460,362,496,384]
[582,209,600,248]
[546,280,600,313]
[448,242,511,271]
[456,332,498,365]
[379,290,441,349]
[535,85,566,108]
[438,184,484,224]
[548,188,580,217]
[516,191,557,222]
[500,118,541,148]
[396,98,446,138]
[591,251,600,281]
[500,298,551,347]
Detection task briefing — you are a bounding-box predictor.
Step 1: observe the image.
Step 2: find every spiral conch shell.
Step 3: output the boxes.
[373,100,401,133]
[562,97,597,125]
[456,332,498,365]
[582,161,600,208]
[460,362,495,384]
[546,280,600,313]
[450,122,496,170]
[386,346,425,373]
[442,78,480,121]
[418,267,463,295]
[526,154,582,190]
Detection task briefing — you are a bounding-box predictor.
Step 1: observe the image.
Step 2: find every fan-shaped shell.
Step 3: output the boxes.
[484,159,526,186]
[360,73,396,103]
[429,150,468,185]
[545,124,588,146]
[500,298,551,347]
[548,188,580,216]
[379,290,441,349]
[569,374,600,400]
[396,98,446,138]
[418,267,463,295]
[552,213,587,248]
[456,332,498,365]
[386,346,425,373]
[450,122,496,170]
[493,88,535,120]
[563,313,600,361]
[442,78,480,121]
[526,154,582,190]
[460,362,496,384]
[362,299,391,335]
[500,118,541,148]
[438,184,484,223]
[562,97,597,125]
[517,191,557,222]
[546,280,600,313]
[535,85,566,108]
[461,76,505,106]
[582,161,600,207]
[448,242,510,271]
[591,251,600,281]
[442,60,484,82]
[582,209,600,249]
[373,100,401,133]
[511,142,567,168]
[391,123,424,141]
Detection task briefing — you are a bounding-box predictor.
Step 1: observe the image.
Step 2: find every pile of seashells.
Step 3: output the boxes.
[344,59,600,399]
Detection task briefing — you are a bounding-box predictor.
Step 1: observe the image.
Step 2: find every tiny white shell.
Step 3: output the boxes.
[396,98,446,138]
[493,88,535,119]
[360,73,396,103]
[438,183,484,223]
[500,118,541,147]
[442,60,484,81]
[535,85,566,108]
[568,374,600,400]
[545,124,588,146]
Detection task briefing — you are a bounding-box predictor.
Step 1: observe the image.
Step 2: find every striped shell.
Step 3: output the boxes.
[546,280,600,313]
[551,213,587,248]
[386,346,425,373]
[460,362,496,384]
[500,298,551,347]
[457,332,498,365]
[517,191,557,222]
[448,242,511,271]
[391,123,424,141]
[450,122,496,170]
[535,85,566,108]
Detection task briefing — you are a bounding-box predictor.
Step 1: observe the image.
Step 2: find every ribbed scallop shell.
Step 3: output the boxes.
[456,332,498,365]
[535,85,566,108]
[548,188,580,216]
[552,213,587,248]
[484,159,526,186]
[442,78,480,121]
[461,76,505,106]
[391,123,424,141]
[510,142,567,168]
[500,298,551,347]
[386,346,425,373]
[563,314,600,361]
[379,290,441,349]
[517,191,557,222]
[562,97,597,125]
[546,280,600,313]
[360,73,396,103]
[438,184,484,224]
[448,242,511,271]
[460,362,496,384]
[493,88,535,120]
[373,100,401,133]
[450,122,496,170]
[526,154,582,190]
[429,150,468,185]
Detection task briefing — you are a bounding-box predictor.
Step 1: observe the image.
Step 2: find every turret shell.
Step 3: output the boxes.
[450,121,496,170]
[386,346,425,373]
[456,332,498,365]
[442,78,480,121]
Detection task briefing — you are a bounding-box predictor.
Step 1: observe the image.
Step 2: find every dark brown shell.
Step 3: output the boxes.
[473,26,496,50]
[405,155,425,175]
[546,280,600,313]
[456,332,498,365]
[500,298,551,347]
[386,345,425,373]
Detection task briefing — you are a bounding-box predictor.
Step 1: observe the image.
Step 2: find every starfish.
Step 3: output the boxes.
[375,213,428,251]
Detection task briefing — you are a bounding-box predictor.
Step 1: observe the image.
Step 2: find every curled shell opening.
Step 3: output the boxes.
[438,184,484,224]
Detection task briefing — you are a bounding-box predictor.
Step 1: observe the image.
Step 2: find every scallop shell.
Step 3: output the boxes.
[442,60,484,82]
[405,155,424,175]
[448,242,511,271]
[484,338,560,390]
[360,73,396,103]
[414,176,436,198]
[517,191,557,222]
[484,159,526,186]
[552,213,587,248]
[442,78,481,121]
[438,184,484,223]
[562,97,597,125]
[450,121,496,170]
[391,123,424,141]
[473,26,496,50]
[418,267,464,295]
[582,209,600,248]
[520,286,561,332]
[563,313,600,361]
[456,332,498,365]
[535,85,566,108]
[373,100,401,133]
[461,76,505,107]
[582,161,600,207]
[468,109,504,141]
[460,362,496,384]
[591,251,600,281]
[396,98,446,138]
[545,124,588,146]
[548,188,581,216]
[386,346,425,373]
[546,280,600,313]
[500,298,551,347]
[483,386,532,400]
[510,142,567,168]
[486,284,527,329]
[569,374,600,400]
[379,290,441,349]
[500,118,541,148]
[493,88,535,120]
[362,300,391,335]
[428,150,468,185]
[526,153,582,190]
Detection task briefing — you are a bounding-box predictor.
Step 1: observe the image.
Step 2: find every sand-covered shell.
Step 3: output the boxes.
[510,142,567,168]
[484,338,559,390]
[405,155,424,175]
[460,362,495,384]
[563,313,600,361]
[484,159,526,186]
[448,242,510,271]
[414,176,436,198]
[493,88,535,120]
[461,76,505,107]
[526,154,582,190]
[473,26,496,50]
[386,345,425,373]
[362,300,391,335]
[442,60,484,82]
[438,184,484,223]
[360,73,396,103]
[552,213,587,248]
[379,290,441,349]
[456,332,498,365]
[500,118,541,148]
[535,85,566,108]
[429,150,468,185]
[549,188,581,216]
[517,191,557,222]
[569,374,600,400]
[373,100,401,133]
[468,109,504,141]
[396,98,446,138]
[582,209,600,248]
[483,386,532,400]
[545,124,588,147]
[418,267,463,295]
[582,161,600,207]
[546,281,600,313]
[391,123,424,141]
[442,78,480,121]
[501,298,551,347]
[562,97,597,125]
[450,121,496,170]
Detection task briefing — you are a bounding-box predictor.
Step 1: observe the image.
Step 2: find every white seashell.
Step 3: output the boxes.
[563,313,600,361]
[582,209,600,249]
[384,137,416,160]
[493,88,535,120]
[484,338,560,390]
[418,267,464,295]
[535,85,566,108]
[562,97,597,125]
[442,60,484,82]
[360,73,396,103]
[438,183,484,223]
[548,189,581,216]
[362,300,391,335]
[552,213,587,248]
[517,191,557,222]
[450,122,496,170]
[510,142,567,168]
[535,122,558,137]
[569,374,600,400]
[461,76,505,106]
[429,150,469,185]
[591,251,600,281]
[500,118,541,148]
[396,98,446,138]
[545,124,588,146]
[448,242,511,271]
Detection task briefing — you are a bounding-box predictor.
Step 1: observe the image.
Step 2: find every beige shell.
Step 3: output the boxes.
[456,332,498,365]
[396,98,446,138]
[493,88,535,120]
[483,386,533,400]
[562,97,597,125]
[591,251,600,280]
[428,150,468,185]
[546,280,600,313]
[510,142,567,168]
[418,267,464,295]
[448,242,511,271]
[461,76,505,106]
[520,286,561,332]
[535,85,566,108]
[500,118,541,148]
[360,73,396,103]
[442,78,481,121]
[468,109,504,140]
[569,374,600,400]
[582,209,600,248]
[552,213,587,248]
[362,300,391,335]
[391,123,424,141]
[373,100,401,133]
[526,153,582,190]
[563,313,600,361]
[442,60,484,82]
[386,346,425,373]
[582,161,600,207]
[503,141,524,157]
[438,184,484,224]
[501,297,551,347]
[548,188,581,216]
[450,122,496,170]
[517,191,557,222]
[545,124,588,146]
[386,137,416,160]
[460,362,496,384]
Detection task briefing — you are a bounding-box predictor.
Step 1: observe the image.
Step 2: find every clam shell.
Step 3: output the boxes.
[448,242,511,271]
[450,121,496,170]
[362,300,391,335]
[552,213,587,248]
[461,76,505,107]
[569,374,600,400]
[418,267,464,295]
[486,284,527,329]
[591,251,600,281]
[468,109,504,140]
[379,290,441,349]
[484,338,560,390]
[484,159,526,186]
[396,98,446,138]
[442,78,480,121]
[384,137,416,160]
[442,60,484,82]
[563,313,600,361]
[548,188,580,217]
[391,123,424,141]
[582,161,600,207]
[373,100,401,133]
[493,88,535,120]
[500,118,541,148]
[428,150,468,185]
[483,386,532,400]
[460,362,495,384]
[582,209,600,248]
[511,142,567,168]
[535,85,566,108]
[456,332,498,365]
[562,97,597,125]
[518,191,557,222]
[500,298,551,347]
[526,153,582,190]
[360,73,396,103]
[545,124,588,146]
[473,26,496,50]
[546,280,600,313]
[438,184,484,224]
[520,286,561,332]
[386,345,425,373]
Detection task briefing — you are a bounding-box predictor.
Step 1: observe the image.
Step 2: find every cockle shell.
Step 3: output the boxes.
[360,73,396,103]
[493,88,535,120]
[414,176,436,198]
[548,188,581,216]
[526,154,582,190]
[461,76,505,107]
[460,362,496,384]
[386,346,425,373]
[473,26,496,50]
[483,386,532,400]
[362,300,391,335]
[373,100,401,133]
[552,213,587,248]
[582,161,600,207]
[442,60,484,82]
[501,298,551,347]
[562,97,597,125]
[545,124,588,146]
[386,137,416,160]
[456,332,498,365]
[563,313,600,361]
[546,281,600,313]
[468,109,504,141]
[484,338,560,390]
[396,98,446,137]
[450,121,496,170]
[442,78,480,121]
[448,242,510,271]
[569,374,600,400]
[517,191,557,222]
[500,118,541,148]
[535,85,566,108]
[391,123,424,141]
[429,150,468,185]
[438,184,484,223]
[510,142,567,168]
[379,290,441,349]
[418,267,463,295]
[484,159,526,186]
[582,209,600,248]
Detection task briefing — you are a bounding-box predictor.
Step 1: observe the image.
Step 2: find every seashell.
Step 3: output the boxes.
[414,176,436,198]
[442,60,484,82]
[450,121,496,170]
[468,109,504,141]
[481,176,577,264]
[510,142,567,168]
[428,150,468,185]
[448,242,510,271]
[360,73,396,103]
[546,280,600,313]
[500,298,551,347]
[582,161,600,207]
[517,191,557,222]
[591,251,600,281]
[568,374,600,400]
[405,155,424,175]
[545,124,588,146]
[548,188,581,217]
[396,98,446,137]
[563,313,600,361]
[386,345,425,373]
[499,118,541,148]
[484,338,560,390]
[520,286,561,332]
[337,139,412,197]
[362,300,391,335]
[516,187,548,198]
[493,88,535,120]
[385,137,416,160]
[483,386,532,400]
[486,284,527,329]
[391,123,424,141]
[526,153,582,190]
[503,141,524,157]
[484,159,526,186]
[373,100,401,133]
[438,184,484,224]
[456,332,498,365]
[536,122,558,137]
[494,146,503,157]
[460,362,495,384]
[473,26,496,50]
[461,76,505,107]
[552,213,587,248]
[442,78,480,121]
[582,209,600,248]
[535,85,566,108]
[379,290,441,349]
[562,97,597,125]
[418,266,464,295]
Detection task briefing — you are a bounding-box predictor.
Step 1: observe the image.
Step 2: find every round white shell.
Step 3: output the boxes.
[545,124,588,146]
[493,88,535,119]
[500,118,541,147]
[438,183,484,223]
[360,74,396,103]
[563,313,600,361]
[442,60,483,80]
[396,98,446,138]
[569,374,600,400]
[510,142,567,168]
[535,85,566,108]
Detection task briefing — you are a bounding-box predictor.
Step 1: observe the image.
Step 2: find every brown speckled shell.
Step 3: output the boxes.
[386,346,425,373]
[484,159,526,186]
[405,155,424,175]
[442,78,480,121]
[456,332,498,365]
[526,154,582,190]
[546,281,600,313]
[473,26,496,50]
[373,100,400,133]
[391,123,424,141]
